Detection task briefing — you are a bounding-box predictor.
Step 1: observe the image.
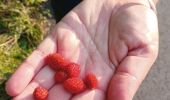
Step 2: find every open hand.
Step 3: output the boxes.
[6,0,158,100]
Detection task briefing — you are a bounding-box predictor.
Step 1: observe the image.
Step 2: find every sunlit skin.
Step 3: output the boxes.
[6,0,159,100]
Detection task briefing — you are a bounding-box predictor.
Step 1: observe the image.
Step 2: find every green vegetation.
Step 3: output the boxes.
[0,0,51,99]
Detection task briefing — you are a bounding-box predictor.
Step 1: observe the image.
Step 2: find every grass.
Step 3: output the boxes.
[0,0,51,99]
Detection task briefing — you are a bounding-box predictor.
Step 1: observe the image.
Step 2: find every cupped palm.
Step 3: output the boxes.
[6,0,158,100]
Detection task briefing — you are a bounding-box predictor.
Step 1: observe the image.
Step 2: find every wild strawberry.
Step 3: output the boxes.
[84,73,98,89]
[63,78,86,94]
[33,86,48,100]
[45,53,69,71]
[65,63,80,78]
[54,71,68,83]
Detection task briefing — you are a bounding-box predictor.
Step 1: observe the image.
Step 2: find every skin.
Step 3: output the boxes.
[6,0,159,100]
[153,0,159,5]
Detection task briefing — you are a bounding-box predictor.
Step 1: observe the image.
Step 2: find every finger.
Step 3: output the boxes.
[12,66,55,99]
[13,82,38,100]
[6,35,57,96]
[48,85,72,100]
[56,21,88,78]
[108,47,158,100]
[71,89,105,100]
[32,66,55,89]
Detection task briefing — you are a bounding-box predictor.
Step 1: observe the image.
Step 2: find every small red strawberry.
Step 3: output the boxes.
[33,86,48,100]
[45,53,69,71]
[54,71,68,83]
[63,78,86,94]
[65,63,80,78]
[85,73,98,89]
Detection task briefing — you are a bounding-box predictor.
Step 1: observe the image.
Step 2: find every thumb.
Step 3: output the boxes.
[108,46,158,100]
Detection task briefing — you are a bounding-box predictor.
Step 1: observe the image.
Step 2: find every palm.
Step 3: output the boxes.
[6,0,158,100]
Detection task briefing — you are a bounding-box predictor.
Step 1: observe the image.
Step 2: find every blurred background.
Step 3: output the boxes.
[0,0,169,99]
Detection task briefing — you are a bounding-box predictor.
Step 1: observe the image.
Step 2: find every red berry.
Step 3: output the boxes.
[54,71,68,83]
[65,63,80,78]
[85,73,98,89]
[45,53,69,71]
[33,86,48,100]
[63,78,86,94]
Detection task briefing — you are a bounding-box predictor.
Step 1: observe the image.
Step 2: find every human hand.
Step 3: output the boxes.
[6,0,159,100]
